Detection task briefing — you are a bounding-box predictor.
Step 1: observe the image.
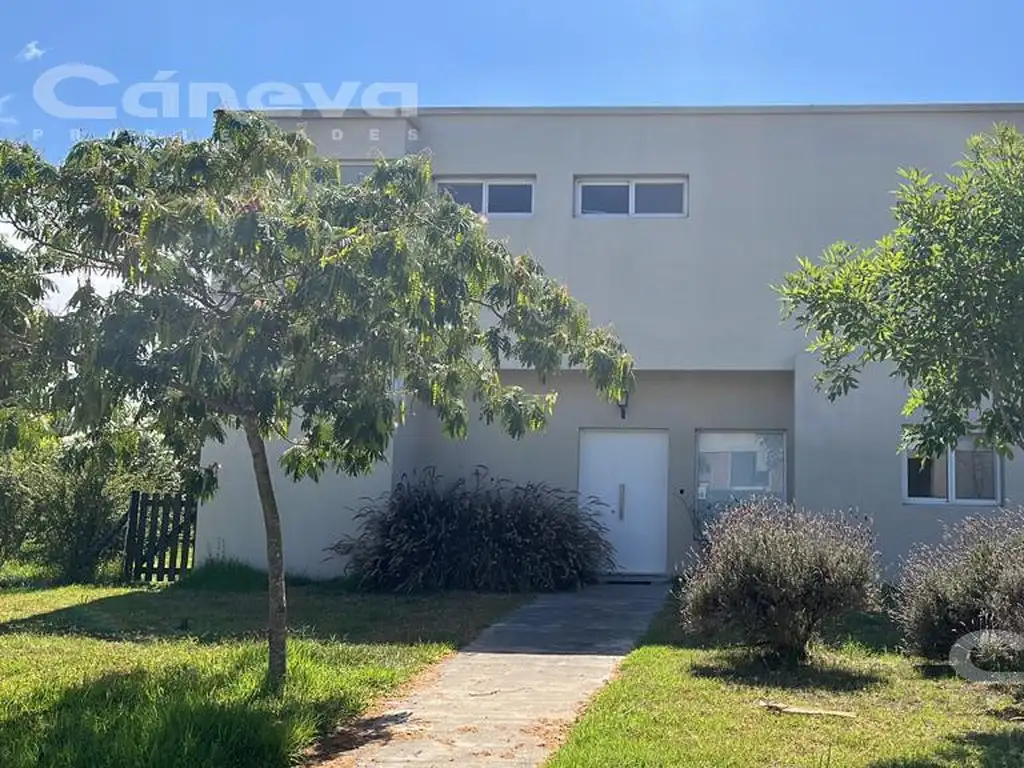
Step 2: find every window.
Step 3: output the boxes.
[576,177,688,217]
[341,164,374,185]
[634,181,686,214]
[436,179,533,215]
[485,183,532,214]
[903,436,999,504]
[579,182,630,215]
[696,431,786,502]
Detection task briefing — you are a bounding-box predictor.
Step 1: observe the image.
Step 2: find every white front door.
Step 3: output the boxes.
[578,429,669,575]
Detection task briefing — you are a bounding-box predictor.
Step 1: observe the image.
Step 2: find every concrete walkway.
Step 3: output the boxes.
[329,583,667,767]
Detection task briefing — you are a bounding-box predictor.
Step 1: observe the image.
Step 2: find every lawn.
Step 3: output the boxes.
[549,597,1024,768]
[0,570,524,768]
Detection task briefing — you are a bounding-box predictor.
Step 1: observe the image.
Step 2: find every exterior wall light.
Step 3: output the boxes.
[617,391,629,419]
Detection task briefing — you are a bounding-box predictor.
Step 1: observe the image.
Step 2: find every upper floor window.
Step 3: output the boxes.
[576,177,688,217]
[436,179,534,216]
[903,436,1000,505]
[341,164,374,185]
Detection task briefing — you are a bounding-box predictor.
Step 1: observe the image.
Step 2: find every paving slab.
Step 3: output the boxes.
[326,583,668,767]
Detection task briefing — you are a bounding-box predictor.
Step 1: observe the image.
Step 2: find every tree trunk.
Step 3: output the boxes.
[243,417,288,692]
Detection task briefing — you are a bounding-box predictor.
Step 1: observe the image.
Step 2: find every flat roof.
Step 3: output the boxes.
[260,103,1024,120]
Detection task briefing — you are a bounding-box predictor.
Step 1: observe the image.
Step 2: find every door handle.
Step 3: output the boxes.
[618,483,625,521]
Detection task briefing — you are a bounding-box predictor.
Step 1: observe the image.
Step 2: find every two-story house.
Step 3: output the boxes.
[195,104,1024,579]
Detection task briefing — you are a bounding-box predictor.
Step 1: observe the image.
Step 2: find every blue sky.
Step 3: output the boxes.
[2,0,1024,160]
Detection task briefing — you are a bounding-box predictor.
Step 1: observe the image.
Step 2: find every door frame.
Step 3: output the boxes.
[577,427,670,576]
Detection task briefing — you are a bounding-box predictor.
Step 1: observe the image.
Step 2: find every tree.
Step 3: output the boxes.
[0,112,633,690]
[778,123,1024,461]
[0,223,59,411]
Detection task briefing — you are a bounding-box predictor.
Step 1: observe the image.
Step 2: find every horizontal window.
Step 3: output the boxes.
[580,182,630,215]
[903,436,1000,504]
[436,179,533,215]
[634,181,686,214]
[340,164,374,185]
[576,177,688,217]
[697,431,787,501]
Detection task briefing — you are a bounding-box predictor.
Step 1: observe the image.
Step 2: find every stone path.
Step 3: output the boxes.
[328,583,668,767]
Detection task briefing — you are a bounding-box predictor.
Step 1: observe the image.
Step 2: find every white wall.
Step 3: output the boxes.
[248,105,1024,574]
[274,105,1024,371]
[410,107,1024,370]
[194,428,394,579]
[793,354,1024,571]
[408,369,794,573]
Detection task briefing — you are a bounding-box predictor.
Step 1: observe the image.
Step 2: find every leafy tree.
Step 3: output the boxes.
[0,112,632,689]
[778,123,1024,460]
[0,224,58,411]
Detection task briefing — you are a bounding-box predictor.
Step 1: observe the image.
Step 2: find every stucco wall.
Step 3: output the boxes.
[194,428,394,579]
[793,354,1024,571]
[407,107,1024,370]
[270,105,1024,371]
[408,369,794,574]
[235,105,1024,577]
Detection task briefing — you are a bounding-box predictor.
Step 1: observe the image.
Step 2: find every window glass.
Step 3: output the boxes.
[487,183,533,214]
[907,454,948,499]
[438,182,484,213]
[954,437,997,500]
[634,182,685,214]
[697,431,786,503]
[579,183,629,215]
[341,165,374,185]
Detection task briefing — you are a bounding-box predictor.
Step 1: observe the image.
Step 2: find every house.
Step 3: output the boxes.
[195,103,1024,579]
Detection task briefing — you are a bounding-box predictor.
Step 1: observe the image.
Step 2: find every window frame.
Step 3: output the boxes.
[901,441,1002,506]
[575,176,689,218]
[694,428,788,501]
[340,164,375,185]
[434,177,535,217]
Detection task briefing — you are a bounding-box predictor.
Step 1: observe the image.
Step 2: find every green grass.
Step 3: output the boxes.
[549,598,1024,768]
[0,558,59,587]
[0,572,525,768]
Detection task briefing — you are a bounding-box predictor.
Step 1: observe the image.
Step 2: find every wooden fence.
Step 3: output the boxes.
[121,492,198,583]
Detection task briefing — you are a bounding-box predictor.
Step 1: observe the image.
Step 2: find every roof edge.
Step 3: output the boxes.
[258,102,1024,120]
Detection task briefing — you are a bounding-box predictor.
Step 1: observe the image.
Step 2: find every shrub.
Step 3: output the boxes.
[333,467,614,592]
[0,461,32,570]
[892,509,1024,659]
[679,497,880,661]
[0,408,185,584]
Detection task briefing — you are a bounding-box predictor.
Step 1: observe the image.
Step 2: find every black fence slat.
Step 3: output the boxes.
[121,492,199,584]
[167,496,183,582]
[155,495,172,582]
[143,494,161,581]
[122,492,140,582]
[132,493,151,581]
[180,499,195,575]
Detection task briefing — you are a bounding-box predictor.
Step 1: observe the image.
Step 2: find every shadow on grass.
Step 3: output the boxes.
[646,590,902,655]
[821,609,903,654]
[0,656,361,768]
[913,661,959,680]
[868,729,1024,767]
[690,650,886,692]
[0,583,523,647]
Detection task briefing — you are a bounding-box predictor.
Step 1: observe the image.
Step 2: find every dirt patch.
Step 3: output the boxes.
[522,717,573,750]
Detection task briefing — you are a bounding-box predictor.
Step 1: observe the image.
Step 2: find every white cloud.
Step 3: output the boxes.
[16,41,46,62]
[1,221,119,312]
[0,94,15,125]
[0,220,25,247]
